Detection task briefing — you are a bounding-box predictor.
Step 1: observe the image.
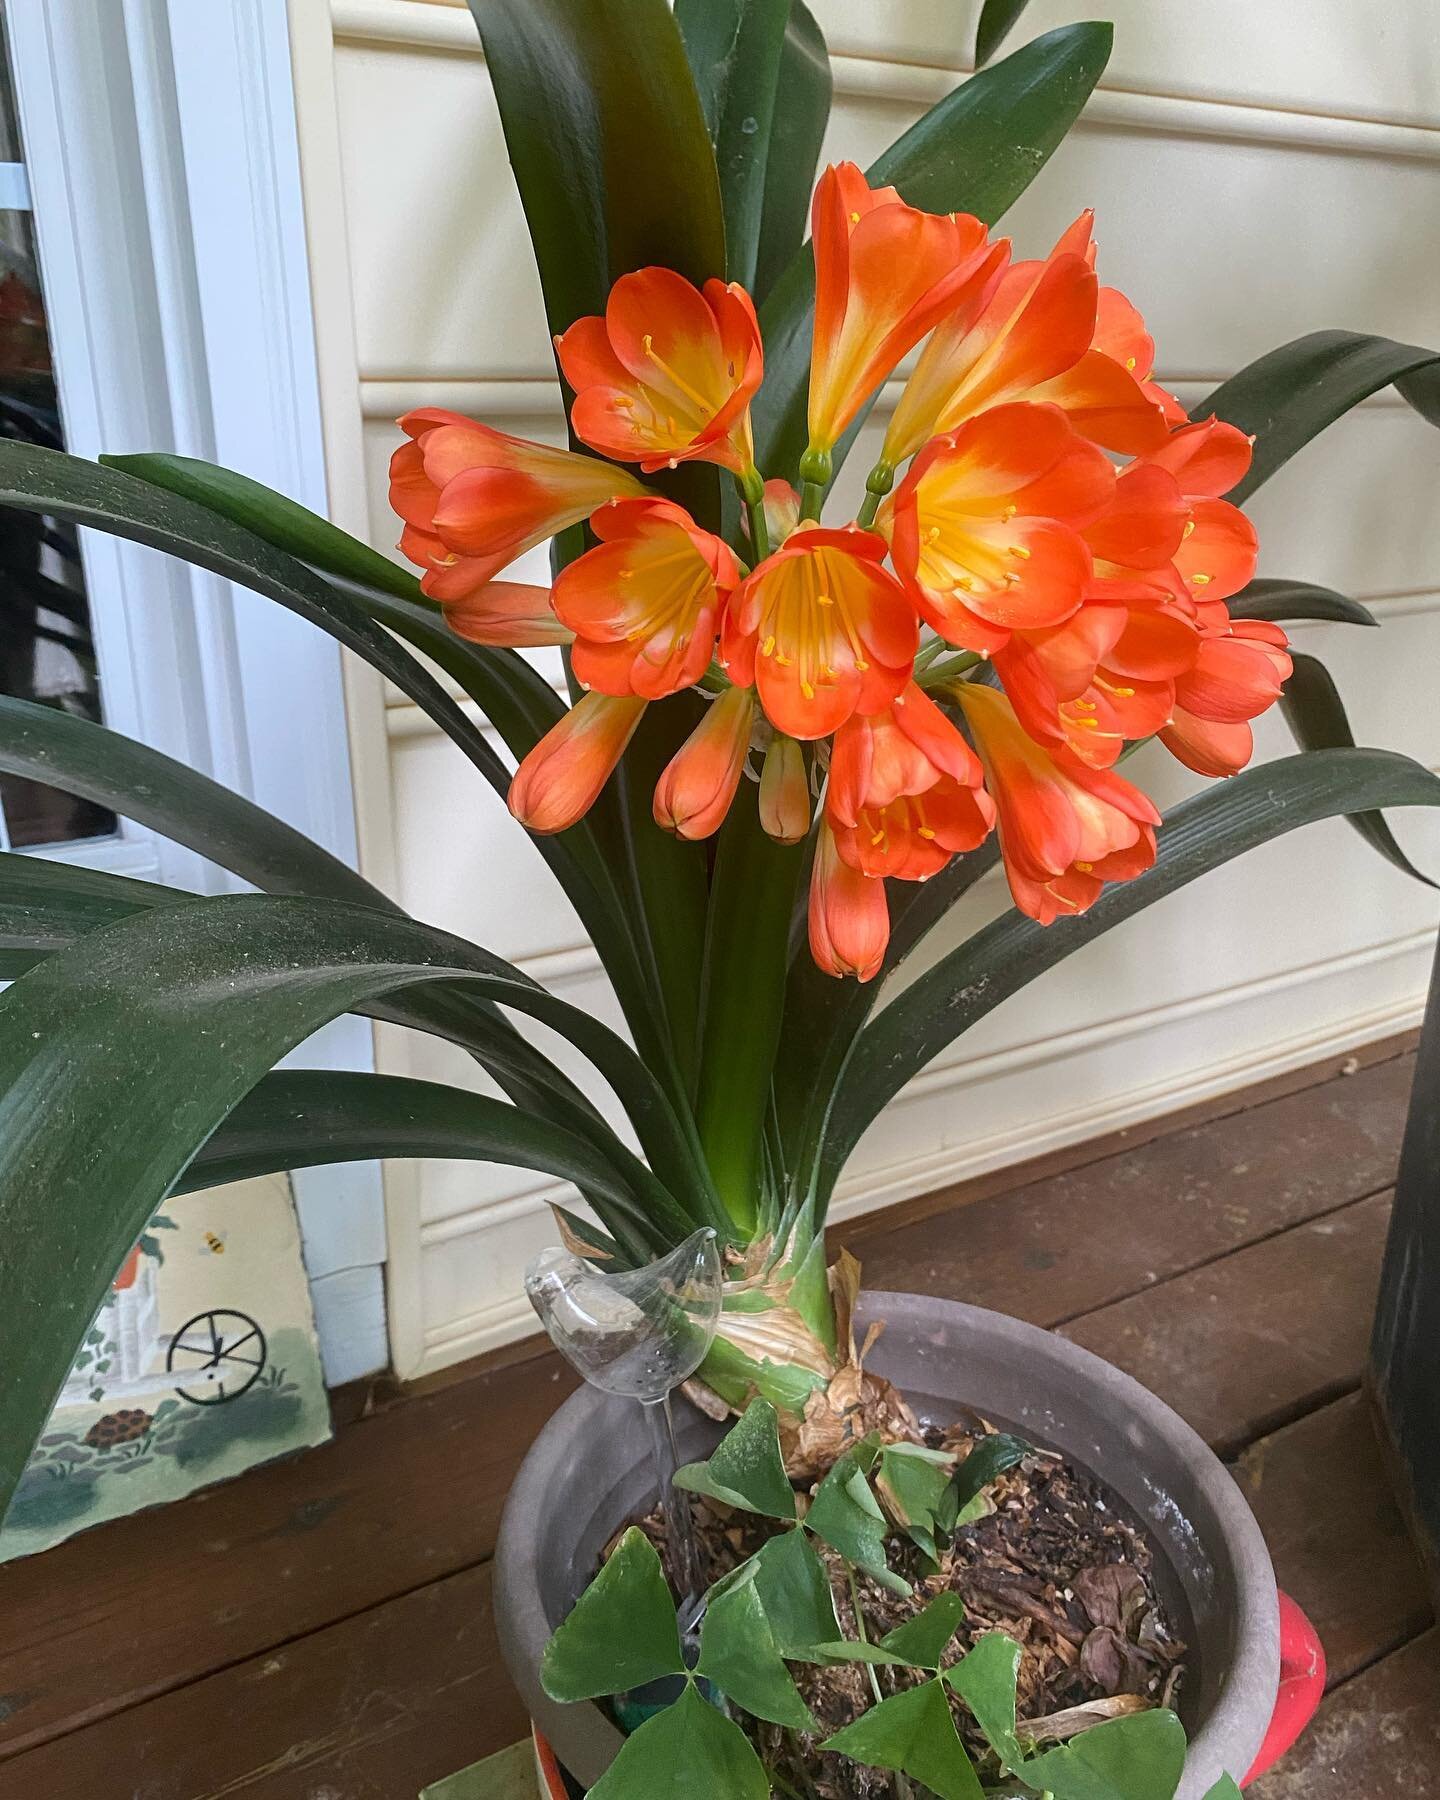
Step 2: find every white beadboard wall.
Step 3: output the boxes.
[288,0,1440,1379]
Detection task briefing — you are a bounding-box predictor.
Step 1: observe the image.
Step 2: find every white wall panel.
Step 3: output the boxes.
[294,0,1440,1375]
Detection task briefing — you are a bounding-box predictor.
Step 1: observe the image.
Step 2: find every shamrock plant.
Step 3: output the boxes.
[542,1400,1245,1800]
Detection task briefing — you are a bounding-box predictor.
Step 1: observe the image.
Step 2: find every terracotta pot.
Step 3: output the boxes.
[495,1292,1279,1798]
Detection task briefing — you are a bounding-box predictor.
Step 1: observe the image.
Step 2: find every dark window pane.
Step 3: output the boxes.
[0,15,116,848]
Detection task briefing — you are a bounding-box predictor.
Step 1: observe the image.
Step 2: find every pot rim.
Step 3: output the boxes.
[496,1292,1279,1797]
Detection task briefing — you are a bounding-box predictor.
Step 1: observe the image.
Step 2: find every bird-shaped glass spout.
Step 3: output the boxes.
[525,1227,722,1602]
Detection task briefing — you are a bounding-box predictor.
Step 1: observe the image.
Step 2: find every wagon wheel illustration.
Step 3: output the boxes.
[166,1309,268,1405]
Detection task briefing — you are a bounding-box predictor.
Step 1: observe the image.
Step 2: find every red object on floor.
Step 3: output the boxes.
[1243,1591,1326,1785]
[533,1590,1326,1794]
[532,1726,568,1797]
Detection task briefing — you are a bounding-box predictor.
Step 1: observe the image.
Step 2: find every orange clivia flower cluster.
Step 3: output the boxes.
[390,162,1289,981]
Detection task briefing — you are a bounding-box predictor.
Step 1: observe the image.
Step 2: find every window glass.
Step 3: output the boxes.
[0,10,115,848]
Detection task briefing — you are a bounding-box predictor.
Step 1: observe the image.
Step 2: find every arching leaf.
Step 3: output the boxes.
[819,749,1440,1194]
[1200,331,1440,503]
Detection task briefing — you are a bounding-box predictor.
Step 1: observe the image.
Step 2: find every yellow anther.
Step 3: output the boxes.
[926,525,942,544]
[1191,572,1211,586]
[955,575,975,591]
[776,652,793,667]
[817,593,834,606]
[1125,357,1137,371]
[801,679,816,699]
[854,657,870,672]
[1002,504,1017,521]
[1009,545,1031,560]
[918,826,936,840]
[761,635,776,656]
[870,828,886,847]
[1072,716,1099,730]
[1182,520,1195,538]
[849,210,861,225]
[1076,860,1094,873]
[642,333,654,352]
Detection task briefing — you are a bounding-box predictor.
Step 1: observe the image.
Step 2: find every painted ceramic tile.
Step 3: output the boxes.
[0,1172,332,1560]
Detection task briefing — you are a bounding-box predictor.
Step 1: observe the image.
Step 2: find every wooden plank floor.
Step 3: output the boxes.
[0,1039,1432,1799]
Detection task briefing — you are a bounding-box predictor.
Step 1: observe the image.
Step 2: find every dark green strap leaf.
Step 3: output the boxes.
[697,801,804,1230]
[0,843,187,953]
[752,2,831,306]
[1228,578,1378,629]
[100,452,425,602]
[776,841,1000,1194]
[0,444,672,1078]
[676,0,792,292]
[1282,653,1436,889]
[1199,330,1440,503]
[465,0,725,331]
[178,1068,668,1254]
[0,892,700,1510]
[821,749,1440,1192]
[0,694,389,907]
[0,845,626,1176]
[753,22,1113,479]
[0,441,514,794]
[976,0,1033,67]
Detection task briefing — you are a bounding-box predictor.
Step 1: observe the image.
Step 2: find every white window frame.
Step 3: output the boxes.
[4,0,387,1382]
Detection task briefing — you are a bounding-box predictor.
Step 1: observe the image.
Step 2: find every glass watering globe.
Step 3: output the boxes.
[525,1226,722,1606]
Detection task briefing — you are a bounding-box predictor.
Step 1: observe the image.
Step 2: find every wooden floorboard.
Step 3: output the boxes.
[0,1342,577,1760]
[0,1563,525,1800]
[0,1041,1432,1797]
[853,1051,1410,1325]
[1060,1190,1393,1457]
[1231,1393,1434,1687]
[1247,1631,1440,1798]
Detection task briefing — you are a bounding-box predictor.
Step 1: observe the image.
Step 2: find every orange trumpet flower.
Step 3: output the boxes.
[556,268,763,477]
[758,733,812,843]
[958,682,1160,925]
[391,408,645,601]
[653,686,756,840]
[882,402,1114,653]
[807,163,996,458]
[442,582,573,649]
[721,525,917,740]
[809,817,890,982]
[827,683,995,880]
[551,497,739,699]
[508,692,647,835]
[884,216,1170,467]
[1162,617,1292,776]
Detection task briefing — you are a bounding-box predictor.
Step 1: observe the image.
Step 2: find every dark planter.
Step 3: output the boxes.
[1370,933,1440,1601]
[496,1292,1279,1798]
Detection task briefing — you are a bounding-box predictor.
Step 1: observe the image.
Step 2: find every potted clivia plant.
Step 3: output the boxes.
[0,0,1436,1795]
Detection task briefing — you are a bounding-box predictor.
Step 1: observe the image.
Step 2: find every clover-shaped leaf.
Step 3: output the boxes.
[877,1590,966,1669]
[806,1440,911,1597]
[746,1526,840,1653]
[946,1630,1024,1771]
[943,1432,1029,1530]
[589,1683,769,1800]
[541,1528,684,1703]
[674,1398,796,1520]
[1019,1708,1187,1800]
[696,1564,817,1731]
[876,1442,955,1559]
[824,1679,984,1800]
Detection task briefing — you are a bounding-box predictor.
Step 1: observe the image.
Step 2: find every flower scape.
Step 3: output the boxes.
[391,163,1290,981]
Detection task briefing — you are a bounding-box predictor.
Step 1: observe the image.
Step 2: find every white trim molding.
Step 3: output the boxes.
[6,0,388,1383]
